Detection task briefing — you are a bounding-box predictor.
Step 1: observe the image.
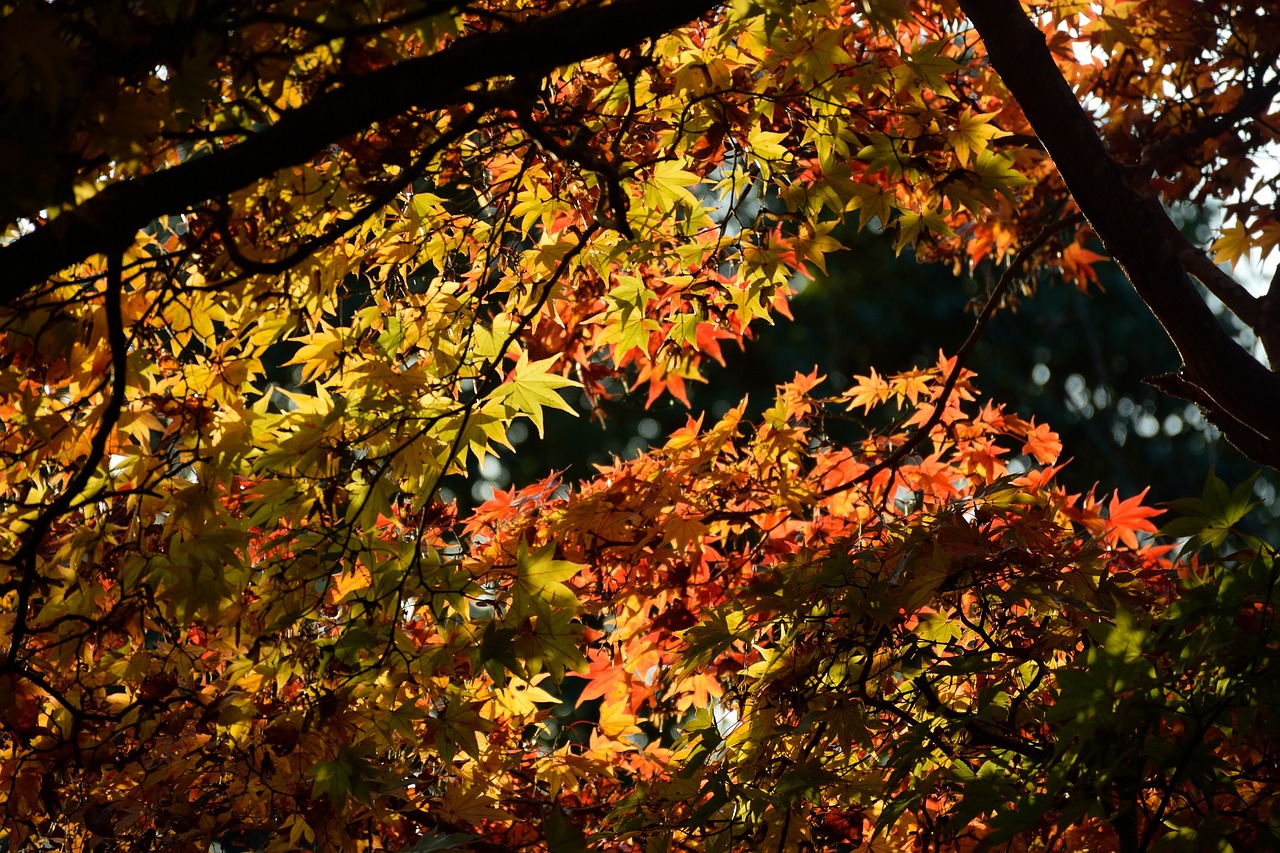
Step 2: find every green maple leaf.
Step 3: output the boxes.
[493,352,578,437]
[507,542,588,681]
[903,39,959,100]
[947,108,1009,166]
[968,150,1033,202]
[645,160,703,212]
[306,744,376,808]
[513,608,590,682]
[511,541,582,619]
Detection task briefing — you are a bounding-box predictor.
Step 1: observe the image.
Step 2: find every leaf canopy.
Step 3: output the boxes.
[1,0,1279,850]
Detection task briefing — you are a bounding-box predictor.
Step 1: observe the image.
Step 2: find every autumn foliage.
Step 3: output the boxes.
[1,0,1279,850]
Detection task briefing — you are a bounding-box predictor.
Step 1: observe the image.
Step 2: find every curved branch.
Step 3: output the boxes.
[1166,222,1261,331]
[3,253,129,671]
[1137,64,1280,177]
[960,0,1280,465]
[212,111,483,275]
[0,0,717,304]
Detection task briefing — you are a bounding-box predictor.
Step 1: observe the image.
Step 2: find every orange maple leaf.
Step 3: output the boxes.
[1061,242,1108,290]
[1022,421,1063,465]
[845,368,890,413]
[576,653,628,705]
[1105,487,1164,549]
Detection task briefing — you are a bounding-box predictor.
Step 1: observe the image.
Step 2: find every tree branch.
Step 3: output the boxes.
[828,212,1085,497]
[1137,63,1280,177]
[960,0,1280,465]
[210,111,482,275]
[0,0,717,304]
[3,252,129,672]
[1153,213,1261,328]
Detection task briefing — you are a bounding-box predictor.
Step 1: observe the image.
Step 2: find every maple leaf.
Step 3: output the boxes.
[494,352,579,438]
[892,368,933,405]
[1022,421,1063,465]
[327,565,373,604]
[661,510,710,552]
[306,744,378,807]
[673,670,723,711]
[747,127,790,163]
[1105,487,1164,549]
[1212,222,1253,266]
[437,782,514,825]
[512,607,590,682]
[894,207,956,254]
[576,653,629,705]
[845,368,891,413]
[511,541,583,619]
[847,180,896,231]
[902,39,960,100]
[284,325,344,384]
[8,0,1280,849]
[596,696,643,739]
[1061,242,1109,290]
[644,160,703,213]
[488,675,559,718]
[1257,221,1280,259]
[793,220,844,275]
[947,108,1010,166]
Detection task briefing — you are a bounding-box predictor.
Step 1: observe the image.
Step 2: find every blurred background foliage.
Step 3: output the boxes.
[453,223,1279,530]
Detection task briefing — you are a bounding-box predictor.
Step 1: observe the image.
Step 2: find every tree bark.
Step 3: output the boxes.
[960,0,1280,468]
[0,0,717,305]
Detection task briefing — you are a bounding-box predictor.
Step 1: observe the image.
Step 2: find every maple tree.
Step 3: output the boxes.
[2,0,1279,850]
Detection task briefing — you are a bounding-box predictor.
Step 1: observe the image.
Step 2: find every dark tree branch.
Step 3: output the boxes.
[1137,63,1280,176]
[1144,204,1280,366]
[961,0,1280,466]
[1150,212,1260,327]
[234,0,467,44]
[1259,267,1280,365]
[1145,371,1280,468]
[210,111,482,276]
[1128,58,1280,341]
[0,0,717,304]
[3,252,130,672]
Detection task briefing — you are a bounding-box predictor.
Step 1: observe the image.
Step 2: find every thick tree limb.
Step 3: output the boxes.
[1145,204,1280,365]
[1147,371,1280,468]
[1173,233,1260,327]
[211,112,481,275]
[0,0,716,304]
[961,0,1280,464]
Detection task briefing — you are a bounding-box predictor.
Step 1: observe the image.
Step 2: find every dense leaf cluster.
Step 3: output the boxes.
[1,0,1279,850]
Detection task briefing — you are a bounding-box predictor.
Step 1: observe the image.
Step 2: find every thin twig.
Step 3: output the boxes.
[214,112,483,276]
[827,211,1086,497]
